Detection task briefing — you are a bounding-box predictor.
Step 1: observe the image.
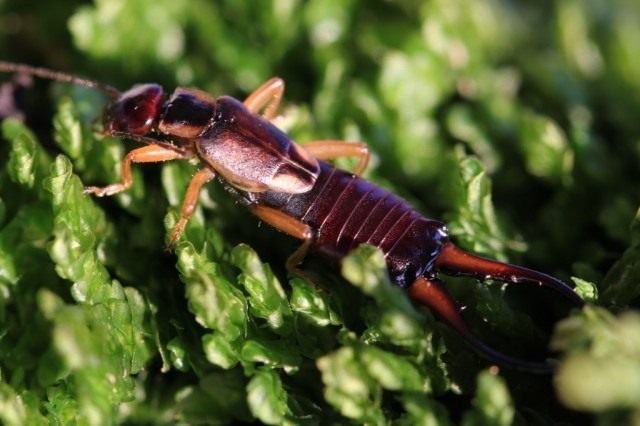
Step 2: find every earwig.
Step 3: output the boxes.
[0,61,584,373]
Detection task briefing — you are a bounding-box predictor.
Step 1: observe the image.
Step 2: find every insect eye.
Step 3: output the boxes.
[105,84,164,135]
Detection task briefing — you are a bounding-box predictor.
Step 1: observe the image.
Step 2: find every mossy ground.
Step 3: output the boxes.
[0,1,639,424]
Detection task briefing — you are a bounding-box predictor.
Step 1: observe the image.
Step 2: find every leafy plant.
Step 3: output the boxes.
[1,0,639,424]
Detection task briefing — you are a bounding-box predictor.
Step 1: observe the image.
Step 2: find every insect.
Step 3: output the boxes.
[0,61,584,373]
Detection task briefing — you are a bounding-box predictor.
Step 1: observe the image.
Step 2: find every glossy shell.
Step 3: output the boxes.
[195,96,320,193]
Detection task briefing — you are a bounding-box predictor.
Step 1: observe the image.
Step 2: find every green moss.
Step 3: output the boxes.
[1,0,639,423]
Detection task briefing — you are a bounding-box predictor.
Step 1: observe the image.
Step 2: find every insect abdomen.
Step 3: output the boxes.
[257,162,449,287]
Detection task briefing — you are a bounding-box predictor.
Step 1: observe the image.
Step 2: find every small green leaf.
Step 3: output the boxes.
[0,384,48,426]
[176,243,248,341]
[446,105,500,172]
[399,393,453,426]
[202,333,239,369]
[571,276,598,303]
[379,51,451,117]
[167,337,190,372]
[552,307,640,412]
[3,119,50,190]
[247,369,289,425]
[44,155,111,303]
[556,354,640,412]
[462,370,514,426]
[447,150,513,260]
[317,339,450,420]
[341,245,427,347]
[230,244,293,335]
[317,346,383,424]
[360,346,424,392]
[53,98,85,166]
[289,277,334,327]
[240,338,301,371]
[519,110,574,184]
[69,0,188,67]
[44,385,79,426]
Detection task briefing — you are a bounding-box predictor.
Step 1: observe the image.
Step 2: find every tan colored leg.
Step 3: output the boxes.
[104,130,188,156]
[249,204,314,274]
[303,140,370,176]
[243,77,285,120]
[285,239,313,273]
[167,168,217,248]
[84,144,186,196]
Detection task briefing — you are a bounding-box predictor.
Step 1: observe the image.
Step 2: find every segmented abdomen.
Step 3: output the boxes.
[256,161,449,288]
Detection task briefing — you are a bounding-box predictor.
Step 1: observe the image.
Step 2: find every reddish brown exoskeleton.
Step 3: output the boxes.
[0,61,584,373]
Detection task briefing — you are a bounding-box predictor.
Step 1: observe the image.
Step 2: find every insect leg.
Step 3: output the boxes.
[84,144,186,197]
[249,204,314,274]
[303,140,370,176]
[243,77,285,120]
[407,276,554,373]
[167,167,216,248]
[105,130,187,156]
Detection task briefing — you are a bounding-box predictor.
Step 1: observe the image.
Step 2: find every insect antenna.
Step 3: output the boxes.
[0,61,121,99]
